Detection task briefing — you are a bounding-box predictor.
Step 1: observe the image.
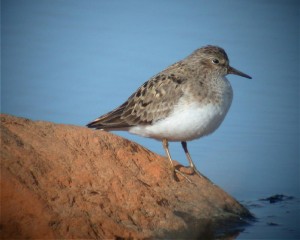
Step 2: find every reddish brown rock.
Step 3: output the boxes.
[0,114,250,239]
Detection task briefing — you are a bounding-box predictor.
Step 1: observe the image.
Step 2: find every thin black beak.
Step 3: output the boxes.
[228,66,252,79]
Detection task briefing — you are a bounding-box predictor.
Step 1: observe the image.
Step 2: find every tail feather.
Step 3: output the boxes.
[86,102,132,130]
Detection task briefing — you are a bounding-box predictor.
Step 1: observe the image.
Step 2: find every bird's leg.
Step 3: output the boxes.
[162,139,176,174]
[162,139,192,183]
[181,141,203,178]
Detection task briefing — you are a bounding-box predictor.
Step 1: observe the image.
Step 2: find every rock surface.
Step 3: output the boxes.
[0,114,251,239]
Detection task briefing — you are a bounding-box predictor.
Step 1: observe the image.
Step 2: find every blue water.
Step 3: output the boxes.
[2,1,299,238]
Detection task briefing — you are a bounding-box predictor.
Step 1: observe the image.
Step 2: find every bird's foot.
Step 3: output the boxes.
[176,165,212,183]
[173,168,193,183]
[190,166,213,183]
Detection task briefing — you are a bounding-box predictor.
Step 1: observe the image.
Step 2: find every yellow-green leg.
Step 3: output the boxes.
[162,139,192,183]
[181,141,203,178]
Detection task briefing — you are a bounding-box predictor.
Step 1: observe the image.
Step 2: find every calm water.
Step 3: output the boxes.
[2,0,299,238]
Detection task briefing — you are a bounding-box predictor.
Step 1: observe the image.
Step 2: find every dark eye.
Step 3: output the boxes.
[212,59,219,64]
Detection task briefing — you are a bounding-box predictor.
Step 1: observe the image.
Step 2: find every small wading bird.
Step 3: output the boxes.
[87,45,251,182]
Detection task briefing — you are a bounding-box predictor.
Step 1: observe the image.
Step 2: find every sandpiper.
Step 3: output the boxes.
[87,45,251,182]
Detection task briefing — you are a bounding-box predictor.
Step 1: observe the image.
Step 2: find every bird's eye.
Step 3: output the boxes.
[212,59,219,64]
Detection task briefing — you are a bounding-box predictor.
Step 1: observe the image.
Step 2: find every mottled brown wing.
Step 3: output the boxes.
[87,72,187,130]
[121,73,186,125]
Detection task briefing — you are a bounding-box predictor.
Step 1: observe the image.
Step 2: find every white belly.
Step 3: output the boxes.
[129,99,232,141]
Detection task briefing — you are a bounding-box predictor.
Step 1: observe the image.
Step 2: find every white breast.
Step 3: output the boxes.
[129,101,230,141]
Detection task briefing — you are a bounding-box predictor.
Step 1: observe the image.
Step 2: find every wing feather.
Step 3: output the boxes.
[87,62,188,130]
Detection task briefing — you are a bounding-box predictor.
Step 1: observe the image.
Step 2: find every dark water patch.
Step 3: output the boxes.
[267,222,279,226]
[259,194,294,204]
